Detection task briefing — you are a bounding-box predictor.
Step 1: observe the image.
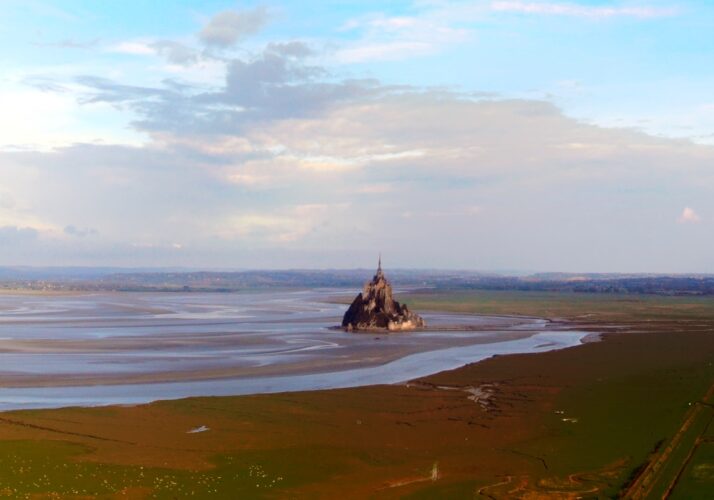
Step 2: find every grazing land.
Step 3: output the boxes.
[0,290,713,498]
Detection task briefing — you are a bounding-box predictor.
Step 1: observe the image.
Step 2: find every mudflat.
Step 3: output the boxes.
[0,290,713,497]
[0,290,585,408]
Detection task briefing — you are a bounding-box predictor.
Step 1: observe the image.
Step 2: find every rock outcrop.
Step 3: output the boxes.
[342,259,425,331]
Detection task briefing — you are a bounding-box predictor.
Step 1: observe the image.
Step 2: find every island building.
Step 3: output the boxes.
[341,257,426,331]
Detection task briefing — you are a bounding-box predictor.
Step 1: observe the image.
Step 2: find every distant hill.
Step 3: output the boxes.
[1,267,714,296]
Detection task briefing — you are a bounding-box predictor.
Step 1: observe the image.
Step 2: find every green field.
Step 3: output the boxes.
[406,288,714,321]
[407,290,714,498]
[673,440,714,498]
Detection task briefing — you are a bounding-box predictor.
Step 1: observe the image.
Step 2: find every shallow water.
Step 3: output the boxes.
[0,289,589,410]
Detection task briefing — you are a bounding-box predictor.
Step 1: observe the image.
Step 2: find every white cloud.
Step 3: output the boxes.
[225,172,272,187]
[109,41,156,56]
[107,39,211,73]
[491,1,678,19]
[337,41,436,63]
[334,1,677,64]
[0,76,146,150]
[0,87,82,150]
[218,204,336,243]
[678,207,702,224]
[336,13,471,63]
[358,184,394,194]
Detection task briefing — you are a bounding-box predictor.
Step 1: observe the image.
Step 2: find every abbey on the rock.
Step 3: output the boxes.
[341,257,426,332]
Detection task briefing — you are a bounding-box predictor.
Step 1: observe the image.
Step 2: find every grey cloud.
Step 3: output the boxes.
[265,41,314,58]
[75,76,171,105]
[150,40,199,65]
[199,7,269,47]
[226,50,324,84]
[0,193,14,209]
[0,226,39,243]
[64,225,99,237]
[70,46,388,134]
[23,75,70,93]
[187,73,383,133]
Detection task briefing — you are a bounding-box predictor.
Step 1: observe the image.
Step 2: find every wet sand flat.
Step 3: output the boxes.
[0,289,587,409]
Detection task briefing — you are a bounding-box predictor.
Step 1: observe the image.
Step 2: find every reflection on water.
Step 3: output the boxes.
[0,290,589,410]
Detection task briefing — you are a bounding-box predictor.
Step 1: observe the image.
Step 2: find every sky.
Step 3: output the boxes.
[1,0,713,272]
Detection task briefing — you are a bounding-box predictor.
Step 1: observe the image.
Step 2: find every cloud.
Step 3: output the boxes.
[265,41,314,59]
[199,7,269,48]
[0,226,39,243]
[71,45,388,134]
[10,29,714,270]
[75,76,173,105]
[0,85,95,150]
[107,39,201,66]
[218,204,338,243]
[337,41,436,63]
[2,90,714,270]
[150,40,200,65]
[333,1,676,64]
[224,172,272,187]
[64,225,99,237]
[35,38,99,49]
[491,1,678,19]
[357,184,394,194]
[337,13,471,63]
[0,192,15,210]
[678,207,701,224]
[110,41,156,56]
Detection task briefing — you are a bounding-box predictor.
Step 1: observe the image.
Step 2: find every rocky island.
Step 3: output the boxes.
[342,258,426,331]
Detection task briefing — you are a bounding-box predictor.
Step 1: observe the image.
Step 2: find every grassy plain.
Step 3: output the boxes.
[0,290,713,498]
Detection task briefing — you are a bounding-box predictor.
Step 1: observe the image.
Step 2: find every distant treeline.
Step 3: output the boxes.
[1,268,714,296]
[443,276,714,296]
